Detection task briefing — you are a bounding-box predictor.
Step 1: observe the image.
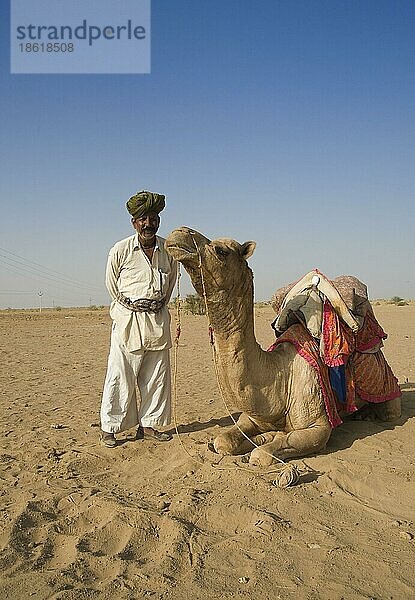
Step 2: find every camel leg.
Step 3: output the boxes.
[213,413,262,455]
[373,396,401,420]
[352,396,402,422]
[249,422,332,467]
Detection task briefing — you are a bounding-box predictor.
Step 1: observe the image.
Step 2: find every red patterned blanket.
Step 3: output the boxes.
[268,321,401,428]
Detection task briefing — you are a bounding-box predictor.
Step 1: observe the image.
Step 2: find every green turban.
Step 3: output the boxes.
[126,190,166,219]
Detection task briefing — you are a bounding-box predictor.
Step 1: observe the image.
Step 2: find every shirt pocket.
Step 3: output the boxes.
[121,257,151,286]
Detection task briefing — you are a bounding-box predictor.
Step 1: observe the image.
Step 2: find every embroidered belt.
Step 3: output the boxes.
[117,293,165,313]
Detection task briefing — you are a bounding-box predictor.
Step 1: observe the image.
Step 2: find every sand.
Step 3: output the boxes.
[0,304,414,600]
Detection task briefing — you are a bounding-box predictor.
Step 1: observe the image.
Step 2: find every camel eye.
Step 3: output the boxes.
[214,245,229,258]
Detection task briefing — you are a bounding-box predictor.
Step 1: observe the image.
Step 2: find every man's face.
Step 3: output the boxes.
[132,211,160,247]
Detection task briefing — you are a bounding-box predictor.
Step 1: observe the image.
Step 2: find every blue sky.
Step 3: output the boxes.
[1,0,414,308]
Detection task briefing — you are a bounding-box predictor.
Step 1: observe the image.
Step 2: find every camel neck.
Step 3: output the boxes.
[207,291,261,354]
[208,297,273,416]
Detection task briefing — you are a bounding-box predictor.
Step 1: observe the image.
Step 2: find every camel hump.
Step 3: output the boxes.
[329,275,369,316]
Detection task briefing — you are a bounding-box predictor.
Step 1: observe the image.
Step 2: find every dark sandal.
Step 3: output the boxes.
[100,431,117,448]
[140,427,172,442]
[136,426,144,440]
[150,430,172,442]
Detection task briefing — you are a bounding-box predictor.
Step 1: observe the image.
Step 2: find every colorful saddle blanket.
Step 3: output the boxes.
[268,322,401,428]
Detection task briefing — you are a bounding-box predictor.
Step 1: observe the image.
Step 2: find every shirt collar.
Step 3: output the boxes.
[133,233,160,251]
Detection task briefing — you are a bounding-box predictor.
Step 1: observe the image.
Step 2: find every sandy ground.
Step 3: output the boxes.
[0,303,414,600]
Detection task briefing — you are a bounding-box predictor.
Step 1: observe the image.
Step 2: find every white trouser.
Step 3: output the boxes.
[100,324,171,433]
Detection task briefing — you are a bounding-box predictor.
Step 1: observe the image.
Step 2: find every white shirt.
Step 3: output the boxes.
[105,233,177,352]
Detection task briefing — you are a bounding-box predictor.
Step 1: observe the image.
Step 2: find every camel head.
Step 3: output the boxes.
[165,227,256,299]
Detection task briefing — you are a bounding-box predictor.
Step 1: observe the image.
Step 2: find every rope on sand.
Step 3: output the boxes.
[172,263,205,466]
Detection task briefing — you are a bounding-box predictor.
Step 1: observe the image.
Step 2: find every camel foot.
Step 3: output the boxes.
[248,422,331,466]
[213,414,262,455]
[249,448,275,468]
[249,433,287,467]
[213,431,257,456]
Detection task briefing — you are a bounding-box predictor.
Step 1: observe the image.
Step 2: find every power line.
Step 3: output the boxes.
[0,246,102,292]
[0,290,34,294]
[0,256,93,291]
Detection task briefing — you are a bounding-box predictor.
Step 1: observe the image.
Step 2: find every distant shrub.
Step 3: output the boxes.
[390,296,408,306]
[184,294,206,315]
[255,301,270,308]
[55,306,62,311]
[90,305,98,310]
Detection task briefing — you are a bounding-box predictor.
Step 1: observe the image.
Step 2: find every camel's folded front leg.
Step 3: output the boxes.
[249,420,332,467]
[213,412,262,455]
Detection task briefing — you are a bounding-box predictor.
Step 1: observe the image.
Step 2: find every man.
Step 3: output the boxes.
[100,190,177,448]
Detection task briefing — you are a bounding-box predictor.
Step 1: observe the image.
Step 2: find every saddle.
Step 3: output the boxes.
[269,270,401,425]
[271,269,371,338]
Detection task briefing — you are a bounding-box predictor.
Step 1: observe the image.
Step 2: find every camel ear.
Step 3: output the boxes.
[241,241,256,260]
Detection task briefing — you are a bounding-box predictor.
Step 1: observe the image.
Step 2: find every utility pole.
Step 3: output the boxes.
[38,290,43,313]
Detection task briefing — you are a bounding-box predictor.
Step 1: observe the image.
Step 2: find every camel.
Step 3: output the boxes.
[165,227,402,466]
